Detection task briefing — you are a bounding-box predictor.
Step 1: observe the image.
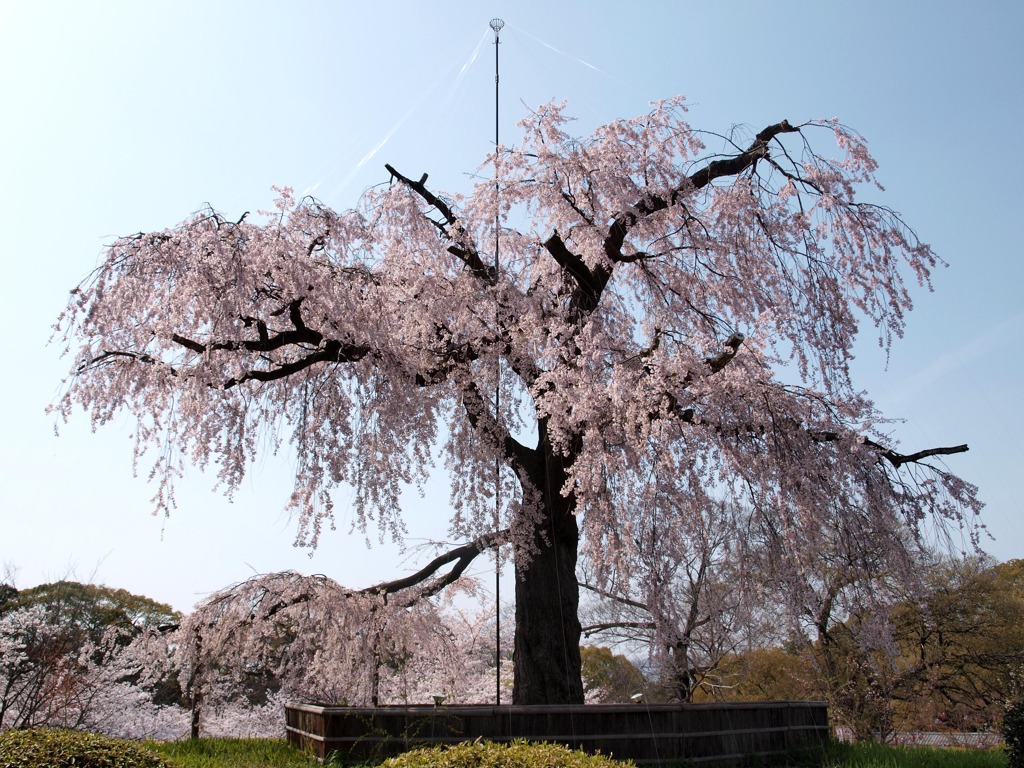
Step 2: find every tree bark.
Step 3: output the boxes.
[512,425,584,704]
[189,624,203,739]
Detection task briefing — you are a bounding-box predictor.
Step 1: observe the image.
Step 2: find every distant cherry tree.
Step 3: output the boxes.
[166,571,466,737]
[579,499,761,702]
[54,96,980,704]
[0,581,180,734]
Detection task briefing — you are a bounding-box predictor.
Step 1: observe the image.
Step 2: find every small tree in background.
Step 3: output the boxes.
[579,646,647,703]
[167,571,467,737]
[698,647,815,703]
[579,499,761,702]
[889,557,1024,731]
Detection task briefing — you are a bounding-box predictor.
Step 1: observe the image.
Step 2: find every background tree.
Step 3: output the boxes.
[579,645,647,703]
[6,582,179,642]
[580,499,760,702]
[54,97,979,704]
[767,521,912,740]
[756,552,1024,740]
[168,571,471,737]
[0,580,179,733]
[880,556,1024,733]
[697,647,816,703]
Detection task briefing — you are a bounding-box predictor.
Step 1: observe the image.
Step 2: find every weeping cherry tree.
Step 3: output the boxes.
[53,97,980,704]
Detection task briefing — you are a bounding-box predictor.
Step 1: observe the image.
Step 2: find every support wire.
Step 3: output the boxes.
[489,16,504,707]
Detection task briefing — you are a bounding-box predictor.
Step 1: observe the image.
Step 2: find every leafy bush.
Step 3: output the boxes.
[0,728,175,768]
[380,739,631,768]
[1004,700,1024,768]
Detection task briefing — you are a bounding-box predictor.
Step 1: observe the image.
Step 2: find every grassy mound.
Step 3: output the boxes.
[380,739,632,768]
[0,728,174,768]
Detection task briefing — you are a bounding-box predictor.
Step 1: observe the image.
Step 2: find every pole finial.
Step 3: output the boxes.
[489,18,504,36]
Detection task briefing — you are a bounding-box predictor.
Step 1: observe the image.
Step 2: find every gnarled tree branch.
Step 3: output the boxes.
[361,529,508,604]
[386,163,496,284]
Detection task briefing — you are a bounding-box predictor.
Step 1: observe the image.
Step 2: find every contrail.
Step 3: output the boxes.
[303,27,491,201]
[508,22,625,83]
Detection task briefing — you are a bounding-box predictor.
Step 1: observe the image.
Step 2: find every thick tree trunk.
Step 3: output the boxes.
[512,426,584,704]
[512,509,583,704]
[189,624,203,739]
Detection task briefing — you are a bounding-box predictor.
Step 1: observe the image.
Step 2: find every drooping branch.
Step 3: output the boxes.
[605,120,801,259]
[80,291,375,390]
[87,338,371,391]
[77,349,168,375]
[221,340,371,390]
[385,163,496,284]
[809,430,970,469]
[687,120,800,192]
[551,121,802,321]
[182,531,509,632]
[871,441,969,469]
[361,529,508,604]
[662,330,969,474]
[171,299,324,355]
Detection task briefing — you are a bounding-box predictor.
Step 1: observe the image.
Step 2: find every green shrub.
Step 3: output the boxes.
[1004,700,1024,768]
[380,739,631,768]
[0,728,175,768]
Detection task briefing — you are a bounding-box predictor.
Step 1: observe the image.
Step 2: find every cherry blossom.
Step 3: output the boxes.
[54,97,980,703]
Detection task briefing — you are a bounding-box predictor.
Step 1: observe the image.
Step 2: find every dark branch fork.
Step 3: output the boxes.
[385,120,797,320]
[361,529,508,604]
[549,120,801,316]
[385,163,497,285]
[164,528,510,635]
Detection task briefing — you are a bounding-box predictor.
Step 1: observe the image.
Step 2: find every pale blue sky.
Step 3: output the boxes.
[1,1,1021,611]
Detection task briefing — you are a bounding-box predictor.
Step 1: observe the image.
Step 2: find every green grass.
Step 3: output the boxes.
[824,741,1006,768]
[146,738,327,768]
[146,738,1009,768]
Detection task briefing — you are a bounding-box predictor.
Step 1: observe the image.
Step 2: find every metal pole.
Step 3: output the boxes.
[488,16,504,707]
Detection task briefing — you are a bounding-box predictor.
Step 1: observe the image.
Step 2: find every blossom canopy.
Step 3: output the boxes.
[54,97,979,703]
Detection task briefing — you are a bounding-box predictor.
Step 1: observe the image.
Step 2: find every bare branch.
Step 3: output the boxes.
[361,529,508,603]
[876,442,970,469]
[385,163,496,284]
[582,621,656,638]
[810,430,970,469]
[578,580,649,612]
